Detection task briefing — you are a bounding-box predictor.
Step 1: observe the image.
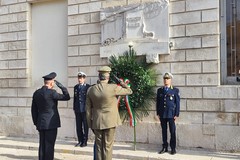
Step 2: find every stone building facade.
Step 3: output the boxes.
[0,0,239,151]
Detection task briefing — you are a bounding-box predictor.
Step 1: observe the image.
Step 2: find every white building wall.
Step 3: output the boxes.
[31,0,68,87]
[0,0,240,151]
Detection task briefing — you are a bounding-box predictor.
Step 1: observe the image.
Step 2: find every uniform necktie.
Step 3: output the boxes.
[164,87,168,93]
[79,84,83,89]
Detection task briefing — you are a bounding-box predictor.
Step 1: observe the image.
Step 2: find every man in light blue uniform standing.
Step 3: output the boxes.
[156,72,180,155]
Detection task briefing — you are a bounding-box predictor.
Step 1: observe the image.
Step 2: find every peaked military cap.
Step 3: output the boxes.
[98,66,111,73]
[163,72,173,79]
[78,71,87,77]
[42,72,57,80]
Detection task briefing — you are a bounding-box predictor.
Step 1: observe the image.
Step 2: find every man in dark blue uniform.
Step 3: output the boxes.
[156,72,180,155]
[31,72,70,160]
[73,71,90,147]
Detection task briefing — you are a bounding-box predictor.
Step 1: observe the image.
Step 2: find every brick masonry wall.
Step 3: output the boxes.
[0,0,240,151]
[0,0,31,138]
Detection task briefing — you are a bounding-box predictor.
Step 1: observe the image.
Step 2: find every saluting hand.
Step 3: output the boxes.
[120,81,129,88]
[54,80,64,88]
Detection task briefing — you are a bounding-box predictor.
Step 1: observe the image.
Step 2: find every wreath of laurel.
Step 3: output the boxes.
[109,49,157,123]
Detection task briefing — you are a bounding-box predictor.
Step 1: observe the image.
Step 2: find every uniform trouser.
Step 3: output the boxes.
[75,112,89,143]
[93,141,96,160]
[94,127,116,160]
[38,128,57,160]
[160,118,176,150]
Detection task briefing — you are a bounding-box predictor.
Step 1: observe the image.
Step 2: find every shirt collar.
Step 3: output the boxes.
[163,85,173,89]
[100,80,108,84]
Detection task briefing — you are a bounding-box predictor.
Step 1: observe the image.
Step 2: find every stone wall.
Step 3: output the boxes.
[0,0,240,151]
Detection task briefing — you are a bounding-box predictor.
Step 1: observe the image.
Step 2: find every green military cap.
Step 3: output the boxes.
[98,66,112,73]
[163,72,173,79]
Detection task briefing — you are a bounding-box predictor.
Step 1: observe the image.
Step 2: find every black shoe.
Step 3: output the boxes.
[75,143,81,147]
[170,149,176,155]
[158,148,168,154]
[80,142,87,147]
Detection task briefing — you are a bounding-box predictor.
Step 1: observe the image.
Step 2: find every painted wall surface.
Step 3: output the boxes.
[31,0,68,87]
[0,0,239,151]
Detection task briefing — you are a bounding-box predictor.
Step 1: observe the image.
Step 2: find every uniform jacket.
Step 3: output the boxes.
[156,86,180,118]
[86,81,133,130]
[73,83,91,113]
[31,86,70,130]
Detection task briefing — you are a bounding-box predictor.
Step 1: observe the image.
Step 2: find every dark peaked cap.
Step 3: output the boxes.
[42,72,57,80]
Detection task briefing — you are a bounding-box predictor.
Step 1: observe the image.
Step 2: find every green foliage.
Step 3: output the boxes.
[109,49,156,122]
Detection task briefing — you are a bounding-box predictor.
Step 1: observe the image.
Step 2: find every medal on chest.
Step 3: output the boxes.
[166,94,174,101]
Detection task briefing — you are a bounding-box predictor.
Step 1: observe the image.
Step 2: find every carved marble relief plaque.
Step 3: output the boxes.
[100,0,169,63]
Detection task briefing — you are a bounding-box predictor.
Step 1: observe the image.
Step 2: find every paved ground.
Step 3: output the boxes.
[0,136,240,160]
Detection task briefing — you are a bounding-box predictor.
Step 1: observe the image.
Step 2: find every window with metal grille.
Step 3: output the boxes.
[221,0,240,84]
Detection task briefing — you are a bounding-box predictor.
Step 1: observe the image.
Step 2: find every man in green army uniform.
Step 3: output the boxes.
[86,66,132,160]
